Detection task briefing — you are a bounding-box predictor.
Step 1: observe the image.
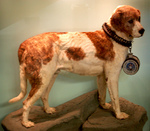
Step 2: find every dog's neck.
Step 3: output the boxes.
[103,22,133,48]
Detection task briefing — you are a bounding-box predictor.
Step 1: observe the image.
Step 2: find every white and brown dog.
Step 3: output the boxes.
[9,5,145,127]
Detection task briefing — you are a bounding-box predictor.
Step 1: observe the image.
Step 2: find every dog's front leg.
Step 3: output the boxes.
[106,72,129,119]
[97,74,111,110]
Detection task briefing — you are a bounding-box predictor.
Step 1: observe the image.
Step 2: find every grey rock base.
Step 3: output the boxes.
[1,90,148,131]
[82,97,148,131]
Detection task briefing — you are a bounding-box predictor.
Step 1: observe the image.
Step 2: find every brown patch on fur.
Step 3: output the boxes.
[18,33,59,98]
[66,47,85,61]
[110,5,141,36]
[84,30,115,61]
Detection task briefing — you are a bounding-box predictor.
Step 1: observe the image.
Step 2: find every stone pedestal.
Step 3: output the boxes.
[2,90,99,131]
[1,90,148,131]
[82,97,148,131]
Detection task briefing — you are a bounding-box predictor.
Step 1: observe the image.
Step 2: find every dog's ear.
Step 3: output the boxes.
[137,9,141,15]
[110,10,124,31]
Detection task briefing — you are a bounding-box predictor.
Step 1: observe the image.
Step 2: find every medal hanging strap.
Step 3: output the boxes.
[129,46,132,53]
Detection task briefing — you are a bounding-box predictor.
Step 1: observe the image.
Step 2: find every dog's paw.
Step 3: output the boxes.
[101,103,111,110]
[116,112,129,120]
[22,120,35,128]
[44,107,56,114]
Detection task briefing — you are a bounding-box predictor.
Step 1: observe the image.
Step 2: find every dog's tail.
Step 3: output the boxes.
[9,64,27,103]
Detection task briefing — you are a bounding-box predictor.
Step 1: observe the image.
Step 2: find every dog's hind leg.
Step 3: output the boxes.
[41,73,58,114]
[22,62,57,127]
[97,74,111,110]
[22,74,55,127]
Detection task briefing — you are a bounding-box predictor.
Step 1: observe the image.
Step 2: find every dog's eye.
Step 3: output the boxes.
[128,19,133,24]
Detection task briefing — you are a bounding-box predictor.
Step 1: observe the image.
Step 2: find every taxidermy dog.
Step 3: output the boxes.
[9,5,145,127]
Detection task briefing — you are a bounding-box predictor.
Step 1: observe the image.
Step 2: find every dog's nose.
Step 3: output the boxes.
[139,28,145,35]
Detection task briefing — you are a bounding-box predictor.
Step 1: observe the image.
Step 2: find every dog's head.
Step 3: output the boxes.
[110,5,145,38]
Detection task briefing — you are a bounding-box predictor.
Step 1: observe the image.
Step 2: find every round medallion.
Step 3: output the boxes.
[122,54,140,75]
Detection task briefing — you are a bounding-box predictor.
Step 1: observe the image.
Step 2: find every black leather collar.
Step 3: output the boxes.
[102,23,132,48]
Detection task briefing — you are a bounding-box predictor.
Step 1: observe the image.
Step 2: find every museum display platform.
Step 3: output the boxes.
[1,90,148,131]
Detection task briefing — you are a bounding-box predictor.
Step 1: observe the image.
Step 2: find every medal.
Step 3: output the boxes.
[122,47,140,75]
